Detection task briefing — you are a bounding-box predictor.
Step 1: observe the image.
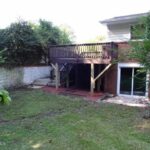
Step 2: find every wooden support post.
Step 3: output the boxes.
[66,66,69,88]
[55,63,60,90]
[51,63,56,70]
[50,63,56,80]
[90,63,95,94]
[75,65,78,88]
[97,65,101,92]
[66,75,69,88]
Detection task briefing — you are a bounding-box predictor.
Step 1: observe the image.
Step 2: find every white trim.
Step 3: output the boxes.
[118,62,143,68]
[117,62,147,97]
[117,64,121,95]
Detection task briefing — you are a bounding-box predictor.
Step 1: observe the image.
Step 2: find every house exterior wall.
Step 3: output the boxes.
[101,14,150,98]
[103,42,150,98]
[116,42,150,98]
[107,23,131,42]
[103,42,132,95]
[0,66,51,89]
[104,64,117,95]
[117,42,138,62]
[106,22,137,42]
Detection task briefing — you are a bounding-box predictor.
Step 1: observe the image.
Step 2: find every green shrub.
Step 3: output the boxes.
[0,90,11,105]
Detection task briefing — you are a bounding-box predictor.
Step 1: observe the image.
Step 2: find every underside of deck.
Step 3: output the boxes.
[50,58,112,64]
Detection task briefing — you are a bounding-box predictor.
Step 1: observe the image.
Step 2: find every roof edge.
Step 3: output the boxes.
[100,12,149,25]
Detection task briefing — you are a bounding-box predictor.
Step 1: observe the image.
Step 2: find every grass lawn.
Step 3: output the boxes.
[0,89,150,150]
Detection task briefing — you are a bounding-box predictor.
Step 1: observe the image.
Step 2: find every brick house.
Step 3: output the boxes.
[48,12,149,98]
[100,12,149,98]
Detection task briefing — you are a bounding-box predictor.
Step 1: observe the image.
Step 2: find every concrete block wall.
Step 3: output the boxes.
[0,66,51,89]
[23,66,51,84]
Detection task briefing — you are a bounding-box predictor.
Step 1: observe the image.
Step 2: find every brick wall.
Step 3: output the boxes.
[117,42,138,63]
[116,42,150,98]
[104,64,117,95]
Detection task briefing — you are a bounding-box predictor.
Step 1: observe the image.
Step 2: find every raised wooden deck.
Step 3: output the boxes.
[49,42,118,64]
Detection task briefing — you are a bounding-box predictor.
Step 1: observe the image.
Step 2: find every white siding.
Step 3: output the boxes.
[107,23,131,42]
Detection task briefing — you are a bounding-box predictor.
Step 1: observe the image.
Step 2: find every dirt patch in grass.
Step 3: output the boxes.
[0,109,65,124]
[0,102,90,125]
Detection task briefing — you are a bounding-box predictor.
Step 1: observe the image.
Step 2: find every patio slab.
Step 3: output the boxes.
[41,86,150,107]
[99,96,150,107]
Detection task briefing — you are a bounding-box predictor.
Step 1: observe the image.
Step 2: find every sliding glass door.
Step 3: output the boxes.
[133,68,146,96]
[120,67,146,96]
[120,68,132,95]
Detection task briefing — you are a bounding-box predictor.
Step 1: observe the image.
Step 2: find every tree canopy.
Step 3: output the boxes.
[131,13,150,71]
[129,15,150,117]
[0,20,74,66]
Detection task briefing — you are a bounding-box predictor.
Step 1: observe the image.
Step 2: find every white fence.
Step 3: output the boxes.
[0,66,51,88]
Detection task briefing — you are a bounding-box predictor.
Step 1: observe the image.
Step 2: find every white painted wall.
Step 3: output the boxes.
[0,66,51,88]
[23,66,51,84]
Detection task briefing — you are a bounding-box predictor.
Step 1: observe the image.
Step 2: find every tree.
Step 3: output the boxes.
[34,20,74,63]
[131,13,150,70]
[0,21,42,66]
[59,24,75,44]
[0,20,74,66]
[130,13,150,118]
[85,35,105,43]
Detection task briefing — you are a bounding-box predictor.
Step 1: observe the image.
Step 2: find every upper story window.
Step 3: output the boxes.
[130,24,146,40]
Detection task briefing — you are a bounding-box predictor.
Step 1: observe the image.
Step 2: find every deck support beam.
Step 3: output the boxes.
[94,63,112,82]
[55,63,60,90]
[96,65,101,92]
[51,63,56,70]
[51,63,60,90]
[90,63,112,94]
[75,65,78,88]
[90,63,95,94]
[66,68,70,88]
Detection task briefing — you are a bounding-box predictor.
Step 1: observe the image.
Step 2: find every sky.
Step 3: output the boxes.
[0,0,149,43]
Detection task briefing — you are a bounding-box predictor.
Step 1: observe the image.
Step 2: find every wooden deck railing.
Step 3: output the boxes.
[49,42,117,64]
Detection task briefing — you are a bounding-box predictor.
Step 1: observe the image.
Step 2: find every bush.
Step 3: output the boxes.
[0,90,11,105]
